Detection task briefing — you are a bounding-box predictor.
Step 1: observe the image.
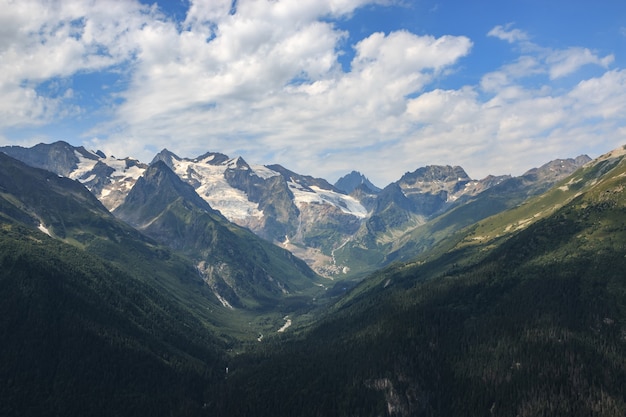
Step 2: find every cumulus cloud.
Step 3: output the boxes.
[0,0,150,126]
[102,1,472,173]
[1,1,625,186]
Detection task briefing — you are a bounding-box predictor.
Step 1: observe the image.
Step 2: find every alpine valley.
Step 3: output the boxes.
[2,140,626,417]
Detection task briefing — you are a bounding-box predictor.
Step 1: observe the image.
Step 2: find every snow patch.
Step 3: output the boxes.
[277,316,292,333]
[70,151,99,180]
[290,183,368,218]
[171,159,264,221]
[70,151,146,182]
[213,290,234,309]
[70,152,148,211]
[38,223,52,237]
[251,164,280,179]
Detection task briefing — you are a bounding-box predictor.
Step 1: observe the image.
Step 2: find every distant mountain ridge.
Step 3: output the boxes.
[0,141,590,277]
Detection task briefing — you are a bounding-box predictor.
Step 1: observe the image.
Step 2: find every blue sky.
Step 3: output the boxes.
[1,0,625,186]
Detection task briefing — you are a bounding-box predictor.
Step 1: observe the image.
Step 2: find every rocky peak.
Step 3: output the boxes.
[375,183,414,212]
[396,165,472,208]
[399,165,470,186]
[267,164,339,192]
[123,158,147,170]
[0,140,82,177]
[335,171,381,194]
[194,151,230,165]
[226,156,251,170]
[522,155,591,182]
[115,160,215,226]
[150,149,181,170]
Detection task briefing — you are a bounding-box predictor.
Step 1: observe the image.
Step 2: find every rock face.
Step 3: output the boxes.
[0,141,147,210]
[114,161,320,310]
[0,141,98,176]
[521,156,592,184]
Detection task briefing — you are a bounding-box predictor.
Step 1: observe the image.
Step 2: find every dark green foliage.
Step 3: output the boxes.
[212,224,626,416]
[0,224,226,417]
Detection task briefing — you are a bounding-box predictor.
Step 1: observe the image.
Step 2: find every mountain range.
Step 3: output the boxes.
[0,141,590,278]
[3,140,624,416]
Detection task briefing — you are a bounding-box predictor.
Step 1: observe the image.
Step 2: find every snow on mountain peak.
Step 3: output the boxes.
[170,157,264,221]
[252,164,280,180]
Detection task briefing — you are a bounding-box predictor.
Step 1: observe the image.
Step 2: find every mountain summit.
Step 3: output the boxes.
[334,171,381,194]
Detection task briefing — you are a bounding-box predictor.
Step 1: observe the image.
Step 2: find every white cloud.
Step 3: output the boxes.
[487,24,529,44]
[547,47,614,79]
[1,2,625,187]
[568,70,626,119]
[481,43,614,91]
[101,3,472,172]
[480,56,542,92]
[0,0,151,126]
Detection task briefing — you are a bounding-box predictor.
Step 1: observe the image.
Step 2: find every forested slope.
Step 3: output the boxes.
[0,224,226,417]
[213,148,626,417]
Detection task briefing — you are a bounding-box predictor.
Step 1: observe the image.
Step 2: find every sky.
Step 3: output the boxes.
[1,0,625,187]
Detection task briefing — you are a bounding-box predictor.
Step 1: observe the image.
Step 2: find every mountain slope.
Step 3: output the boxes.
[0,151,140,244]
[0,155,231,417]
[3,140,625,416]
[212,146,626,417]
[114,161,323,311]
[0,140,97,176]
[334,156,590,275]
[0,152,293,339]
[147,148,369,274]
[1,142,368,275]
[0,141,147,209]
[382,155,593,264]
